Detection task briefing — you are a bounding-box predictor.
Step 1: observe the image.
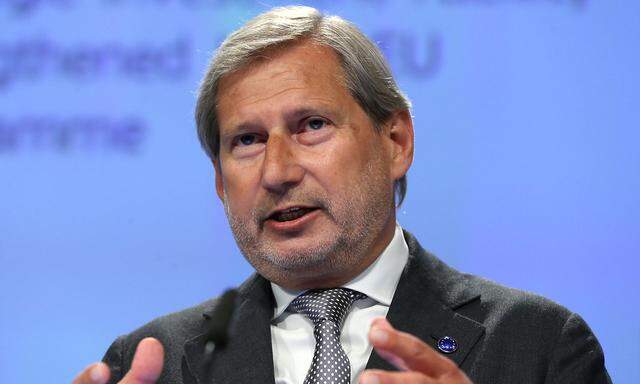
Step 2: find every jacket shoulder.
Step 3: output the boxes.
[404,230,573,328]
[466,273,573,324]
[128,297,218,344]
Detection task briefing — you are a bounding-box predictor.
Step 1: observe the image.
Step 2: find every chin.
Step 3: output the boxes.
[265,245,334,270]
[238,223,374,287]
[251,236,346,274]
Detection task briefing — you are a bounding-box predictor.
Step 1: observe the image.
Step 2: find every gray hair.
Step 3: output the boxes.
[195,5,412,206]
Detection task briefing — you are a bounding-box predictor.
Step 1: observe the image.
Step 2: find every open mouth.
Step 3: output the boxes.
[268,206,319,223]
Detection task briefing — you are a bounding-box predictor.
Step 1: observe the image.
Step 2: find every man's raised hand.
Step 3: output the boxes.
[72,337,164,384]
[360,318,473,384]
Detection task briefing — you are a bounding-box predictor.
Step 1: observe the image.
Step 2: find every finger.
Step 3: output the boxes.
[120,337,164,384]
[368,318,456,377]
[72,362,110,384]
[369,318,410,370]
[360,369,437,384]
[375,348,410,371]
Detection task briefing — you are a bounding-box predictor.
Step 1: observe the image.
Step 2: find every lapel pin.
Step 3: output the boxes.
[437,336,458,354]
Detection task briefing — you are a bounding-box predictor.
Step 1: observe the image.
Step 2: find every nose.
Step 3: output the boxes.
[261,134,304,194]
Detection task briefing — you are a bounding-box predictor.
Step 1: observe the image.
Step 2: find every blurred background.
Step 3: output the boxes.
[1,0,638,382]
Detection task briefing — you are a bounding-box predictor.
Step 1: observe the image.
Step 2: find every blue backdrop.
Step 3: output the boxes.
[1,1,638,382]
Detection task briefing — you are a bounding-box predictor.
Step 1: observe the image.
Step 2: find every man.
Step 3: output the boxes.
[73,6,611,384]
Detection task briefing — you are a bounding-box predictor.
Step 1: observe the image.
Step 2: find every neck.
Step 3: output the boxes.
[283,213,397,291]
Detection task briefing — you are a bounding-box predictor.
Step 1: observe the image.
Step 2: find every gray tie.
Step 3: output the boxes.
[290,288,366,384]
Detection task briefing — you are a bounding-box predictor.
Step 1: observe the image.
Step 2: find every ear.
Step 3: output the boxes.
[213,159,225,202]
[386,109,414,182]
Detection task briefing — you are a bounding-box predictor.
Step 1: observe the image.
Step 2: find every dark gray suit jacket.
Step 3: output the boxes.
[103,231,611,383]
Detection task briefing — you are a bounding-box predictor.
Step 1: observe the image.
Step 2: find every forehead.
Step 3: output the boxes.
[215,41,353,124]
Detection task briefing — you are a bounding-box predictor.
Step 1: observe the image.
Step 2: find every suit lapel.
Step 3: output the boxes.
[183,275,276,384]
[366,231,485,370]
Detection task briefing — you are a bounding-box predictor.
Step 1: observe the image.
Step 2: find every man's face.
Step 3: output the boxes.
[214,41,405,290]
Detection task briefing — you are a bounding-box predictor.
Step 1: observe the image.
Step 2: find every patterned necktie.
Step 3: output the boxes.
[289,288,366,384]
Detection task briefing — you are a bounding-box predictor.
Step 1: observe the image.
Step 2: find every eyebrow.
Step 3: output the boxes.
[284,106,334,121]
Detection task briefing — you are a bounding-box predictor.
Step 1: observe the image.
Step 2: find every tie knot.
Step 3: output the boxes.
[290,288,365,327]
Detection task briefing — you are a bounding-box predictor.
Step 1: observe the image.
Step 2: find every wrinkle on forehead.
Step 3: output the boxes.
[228,84,309,109]
[216,41,350,121]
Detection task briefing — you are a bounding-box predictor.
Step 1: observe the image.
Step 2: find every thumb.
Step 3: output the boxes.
[120,337,164,384]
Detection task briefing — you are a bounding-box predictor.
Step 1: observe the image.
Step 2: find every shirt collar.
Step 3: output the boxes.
[270,223,409,319]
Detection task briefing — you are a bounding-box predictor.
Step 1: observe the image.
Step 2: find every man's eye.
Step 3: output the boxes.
[306,118,326,130]
[238,134,257,146]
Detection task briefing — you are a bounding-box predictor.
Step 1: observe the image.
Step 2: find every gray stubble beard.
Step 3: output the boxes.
[222,162,393,287]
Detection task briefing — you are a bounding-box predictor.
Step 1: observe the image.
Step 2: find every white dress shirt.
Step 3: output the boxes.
[270,223,410,384]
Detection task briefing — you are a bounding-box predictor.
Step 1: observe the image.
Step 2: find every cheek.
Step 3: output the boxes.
[220,165,260,205]
[303,143,370,193]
